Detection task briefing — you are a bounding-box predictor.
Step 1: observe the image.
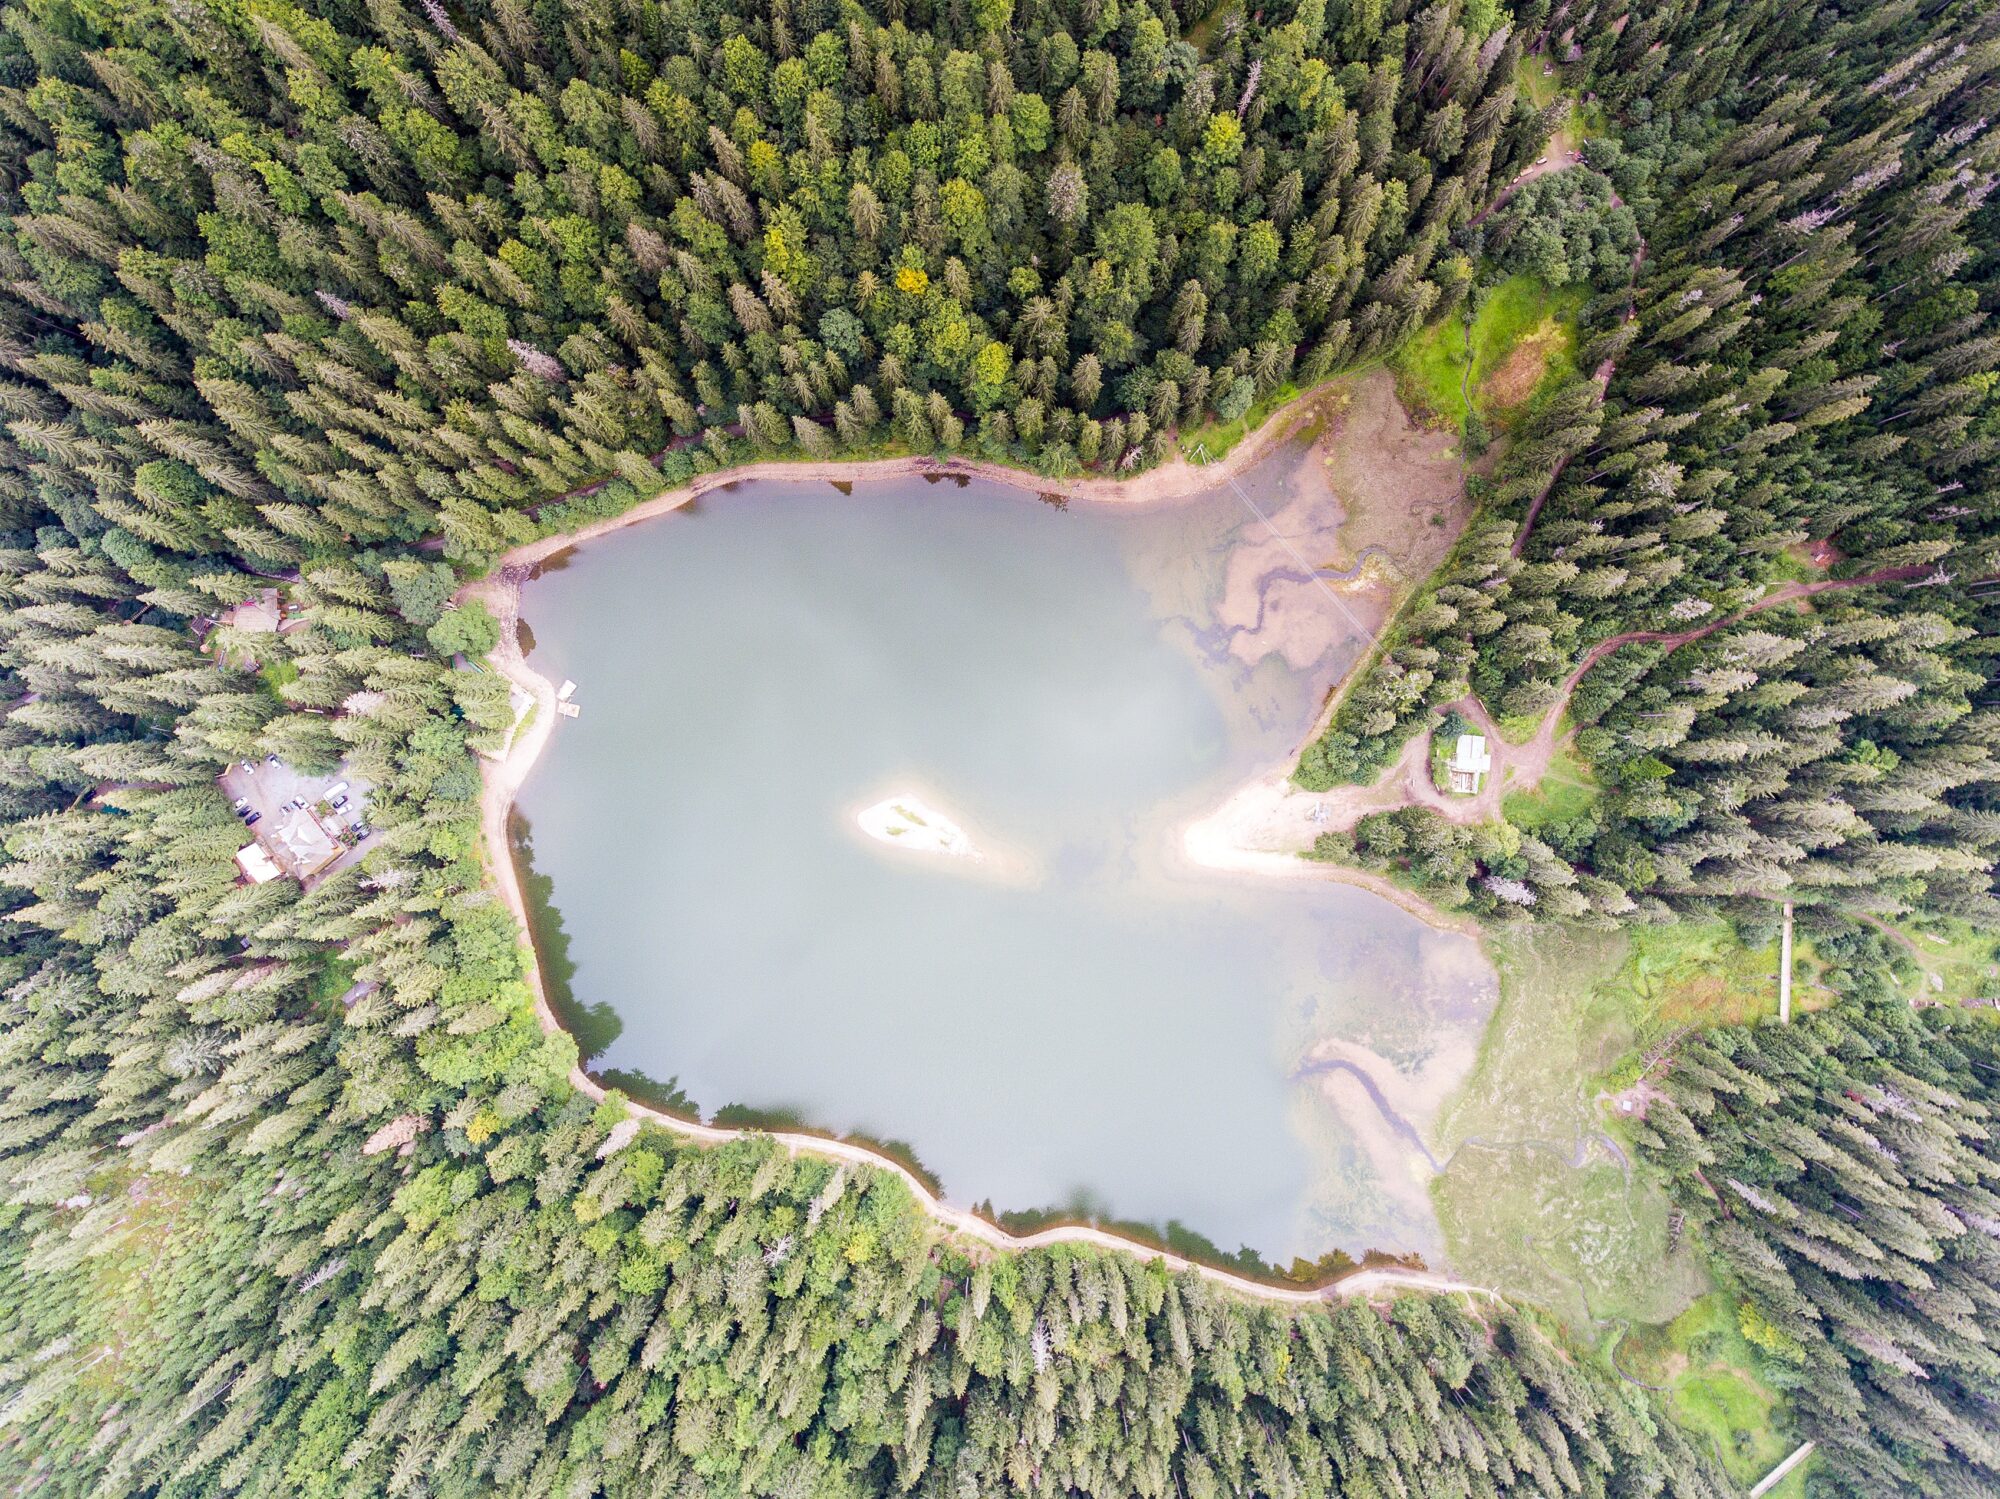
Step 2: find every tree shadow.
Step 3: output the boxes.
[596,1067,700,1119]
[509,811,621,1060]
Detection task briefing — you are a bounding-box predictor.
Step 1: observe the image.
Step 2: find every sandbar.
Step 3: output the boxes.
[857,793,980,860]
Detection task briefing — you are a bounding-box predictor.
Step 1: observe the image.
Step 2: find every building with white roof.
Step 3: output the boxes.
[1449,733,1492,795]
[235,843,282,883]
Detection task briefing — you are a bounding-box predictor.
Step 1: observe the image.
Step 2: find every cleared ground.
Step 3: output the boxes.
[218,759,375,885]
[1395,275,1587,433]
[1429,920,1796,1331]
[1871,915,2000,1007]
[1431,926,1707,1331]
[1501,739,1599,830]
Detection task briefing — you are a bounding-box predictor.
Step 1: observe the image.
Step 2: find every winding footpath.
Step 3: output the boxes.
[1178,560,1952,893]
[1437,563,1942,824]
[1482,563,1944,799]
[461,418,1505,1312]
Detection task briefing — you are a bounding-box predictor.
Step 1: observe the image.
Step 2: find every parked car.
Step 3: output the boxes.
[233,797,250,813]
[265,753,280,766]
[331,793,349,810]
[240,760,257,773]
[325,781,349,801]
[244,811,260,826]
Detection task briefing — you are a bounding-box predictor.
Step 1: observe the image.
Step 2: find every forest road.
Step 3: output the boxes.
[1210,561,1954,860]
[1474,562,1947,807]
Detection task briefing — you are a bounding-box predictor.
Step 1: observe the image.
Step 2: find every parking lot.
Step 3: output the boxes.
[220,757,376,886]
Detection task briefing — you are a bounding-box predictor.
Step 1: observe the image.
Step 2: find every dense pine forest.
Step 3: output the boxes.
[1300,1,2000,936]
[1635,1004,2000,1497]
[0,0,1991,1490]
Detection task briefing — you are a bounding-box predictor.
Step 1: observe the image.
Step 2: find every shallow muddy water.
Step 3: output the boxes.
[513,435,1494,1262]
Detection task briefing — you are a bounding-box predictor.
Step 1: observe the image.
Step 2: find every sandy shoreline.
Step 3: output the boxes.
[1180,771,1483,937]
[459,386,1497,1306]
[470,405,1477,946]
[486,379,1340,577]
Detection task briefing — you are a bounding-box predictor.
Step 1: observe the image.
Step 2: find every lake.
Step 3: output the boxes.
[512,421,1495,1264]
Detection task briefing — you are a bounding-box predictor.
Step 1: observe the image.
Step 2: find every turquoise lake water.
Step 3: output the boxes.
[513,465,1494,1262]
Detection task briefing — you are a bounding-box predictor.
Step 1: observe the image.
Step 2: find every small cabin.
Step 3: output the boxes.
[221,588,285,635]
[1449,734,1492,795]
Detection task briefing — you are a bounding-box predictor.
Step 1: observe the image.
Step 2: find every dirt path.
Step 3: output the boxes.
[462,424,1505,1312]
[453,361,1946,1309]
[1553,563,1936,688]
[1512,227,1647,560]
[1852,910,1954,1007]
[1181,690,1510,875]
[1484,561,1942,792]
[1183,563,1942,866]
[1468,141,1587,230]
[474,596,1499,1307]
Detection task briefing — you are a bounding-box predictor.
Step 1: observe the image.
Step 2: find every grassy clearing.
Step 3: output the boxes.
[1184,0,1242,55]
[1617,921,1787,1033]
[1880,916,2000,1006]
[1395,276,1585,433]
[1432,921,1796,1330]
[1572,100,1613,143]
[1515,54,1561,109]
[1428,731,1454,793]
[1179,380,1303,465]
[258,655,300,700]
[1470,277,1586,412]
[1503,741,1598,829]
[1396,316,1472,430]
[1431,926,1711,1331]
[508,696,538,754]
[1428,919,1815,1475]
[1494,711,1542,744]
[1514,56,1602,151]
[1617,1294,1806,1490]
[71,1166,209,1399]
[1764,547,1817,586]
[306,954,360,1013]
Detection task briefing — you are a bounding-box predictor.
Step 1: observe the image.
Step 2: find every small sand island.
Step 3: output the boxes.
[852,792,1038,884]
[856,794,981,860]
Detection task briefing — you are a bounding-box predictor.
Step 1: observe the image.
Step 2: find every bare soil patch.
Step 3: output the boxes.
[1207,371,1466,676]
[1319,369,1469,572]
[1480,322,1565,411]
